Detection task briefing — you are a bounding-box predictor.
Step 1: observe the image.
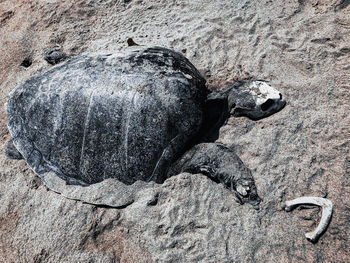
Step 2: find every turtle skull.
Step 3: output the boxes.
[230,81,286,120]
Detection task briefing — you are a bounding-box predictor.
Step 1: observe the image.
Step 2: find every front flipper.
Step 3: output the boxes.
[5,138,24,160]
[168,143,261,209]
[148,133,191,184]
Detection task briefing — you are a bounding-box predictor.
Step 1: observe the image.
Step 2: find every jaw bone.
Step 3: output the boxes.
[285,196,333,242]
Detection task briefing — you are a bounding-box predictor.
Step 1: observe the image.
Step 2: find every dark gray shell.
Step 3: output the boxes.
[6,47,207,186]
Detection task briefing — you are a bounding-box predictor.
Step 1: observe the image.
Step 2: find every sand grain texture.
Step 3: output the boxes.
[1,0,350,262]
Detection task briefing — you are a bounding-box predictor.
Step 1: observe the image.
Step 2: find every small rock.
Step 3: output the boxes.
[20,58,32,68]
[44,49,68,65]
[127,38,139,46]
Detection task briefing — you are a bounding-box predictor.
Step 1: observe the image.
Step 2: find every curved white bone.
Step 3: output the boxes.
[285,196,333,242]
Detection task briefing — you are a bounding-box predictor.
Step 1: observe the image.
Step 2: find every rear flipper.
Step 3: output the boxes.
[5,138,24,160]
[167,143,261,209]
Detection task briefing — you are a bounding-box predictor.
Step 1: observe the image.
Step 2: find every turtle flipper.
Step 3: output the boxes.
[168,143,261,209]
[149,133,192,184]
[5,139,24,160]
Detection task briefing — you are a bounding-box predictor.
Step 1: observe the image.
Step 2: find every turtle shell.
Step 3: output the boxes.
[6,47,207,186]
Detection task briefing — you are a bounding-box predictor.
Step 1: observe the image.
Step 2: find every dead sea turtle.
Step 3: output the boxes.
[5,47,285,208]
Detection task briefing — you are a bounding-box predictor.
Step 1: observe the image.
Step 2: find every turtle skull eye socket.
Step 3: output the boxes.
[260,99,275,112]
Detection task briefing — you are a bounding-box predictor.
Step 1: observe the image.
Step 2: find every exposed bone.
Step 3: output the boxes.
[285,196,333,242]
[247,81,281,105]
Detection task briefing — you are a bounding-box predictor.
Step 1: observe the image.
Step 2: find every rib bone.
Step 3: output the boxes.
[285,196,333,242]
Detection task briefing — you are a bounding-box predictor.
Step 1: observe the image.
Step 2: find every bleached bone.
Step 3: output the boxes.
[285,196,333,242]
